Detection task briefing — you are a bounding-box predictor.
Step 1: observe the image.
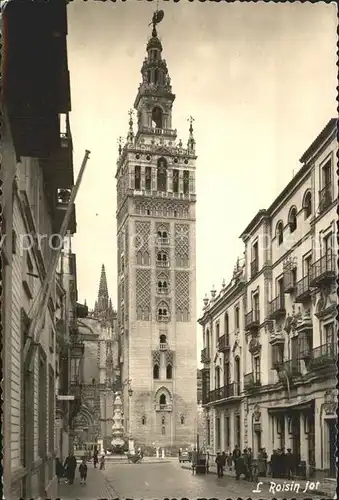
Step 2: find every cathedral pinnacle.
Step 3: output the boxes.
[94,264,115,324]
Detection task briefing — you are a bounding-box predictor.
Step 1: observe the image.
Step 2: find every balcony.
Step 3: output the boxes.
[209,383,241,403]
[156,287,169,295]
[157,237,170,246]
[157,314,169,323]
[244,372,261,392]
[156,260,170,268]
[70,334,85,358]
[269,329,285,346]
[308,343,337,372]
[318,184,333,214]
[274,359,301,382]
[155,404,173,412]
[159,342,168,351]
[267,296,285,320]
[201,347,210,364]
[295,276,312,303]
[310,252,336,288]
[245,309,260,331]
[250,259,259,279]
[138,126,177,138]
[3,2,70,157]
[283,270,296,293]
[218,334,230,353]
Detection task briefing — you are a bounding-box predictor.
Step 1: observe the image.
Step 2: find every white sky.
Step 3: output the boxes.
[68,1,337,355]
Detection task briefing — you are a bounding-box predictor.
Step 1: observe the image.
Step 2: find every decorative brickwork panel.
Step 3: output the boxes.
[152,351,160,365]
[166,350,174,366]
[136,269,151,320]
[135,201,189,219]
[175,224,189,267]
[175,271,190,321]
[135,221,151,252]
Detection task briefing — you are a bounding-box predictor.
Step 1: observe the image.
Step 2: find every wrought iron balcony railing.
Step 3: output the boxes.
[244,372,261,390]
[267,295,285,319]
[250,259,259,279]
[217,334,230,352]
[208,382,240,402]
[318,184,332,214]
[245,309,260,330]
[308,343,337,370]
[295,275,312,303]
[310,252,336,288]
[201,347,210,364]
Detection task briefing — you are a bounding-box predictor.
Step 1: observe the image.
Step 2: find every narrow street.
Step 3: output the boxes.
[100,459,325,500]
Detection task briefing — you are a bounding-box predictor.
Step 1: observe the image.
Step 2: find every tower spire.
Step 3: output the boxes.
[95,264,109,319]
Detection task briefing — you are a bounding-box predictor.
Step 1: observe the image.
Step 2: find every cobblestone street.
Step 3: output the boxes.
[101,459,326,500]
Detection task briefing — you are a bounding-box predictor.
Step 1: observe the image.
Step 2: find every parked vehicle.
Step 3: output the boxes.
[179,451,191,463]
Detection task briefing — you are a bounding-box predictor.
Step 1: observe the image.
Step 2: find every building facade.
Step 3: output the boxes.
[200,119,337,478]
[72,265,120,454]
[198,261,246,454]
[116,18,197,452]
[1,3,82,497]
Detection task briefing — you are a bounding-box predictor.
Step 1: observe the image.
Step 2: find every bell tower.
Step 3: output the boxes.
[116,10,197,452]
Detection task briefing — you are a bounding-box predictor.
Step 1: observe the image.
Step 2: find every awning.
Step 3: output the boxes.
[266,397,314,413]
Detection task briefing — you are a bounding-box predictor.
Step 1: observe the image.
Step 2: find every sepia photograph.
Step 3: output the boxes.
[0,0,337,499]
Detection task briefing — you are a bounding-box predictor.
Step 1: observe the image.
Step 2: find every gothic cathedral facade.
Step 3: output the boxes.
[116,20,197,451]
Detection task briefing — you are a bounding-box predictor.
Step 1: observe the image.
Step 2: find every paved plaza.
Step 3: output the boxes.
[56,459,335,500]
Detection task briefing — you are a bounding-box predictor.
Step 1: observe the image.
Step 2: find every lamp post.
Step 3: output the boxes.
[123,378,134,454]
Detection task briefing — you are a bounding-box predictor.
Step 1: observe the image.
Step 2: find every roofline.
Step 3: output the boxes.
[239,118,337,240]
[239,209,268,240]
[299,118,337,164]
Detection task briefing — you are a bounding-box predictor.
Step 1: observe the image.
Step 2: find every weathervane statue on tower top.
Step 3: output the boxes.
[149,3,164,37]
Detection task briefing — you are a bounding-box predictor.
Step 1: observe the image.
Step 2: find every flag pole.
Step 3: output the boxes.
[23,150,91,370]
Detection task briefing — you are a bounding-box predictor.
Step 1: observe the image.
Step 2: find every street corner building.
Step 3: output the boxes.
[115,17,198,454]
[199,119,337,479]
[1,1,84,498]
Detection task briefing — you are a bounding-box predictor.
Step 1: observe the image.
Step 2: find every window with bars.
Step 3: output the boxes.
[216,416,221,448]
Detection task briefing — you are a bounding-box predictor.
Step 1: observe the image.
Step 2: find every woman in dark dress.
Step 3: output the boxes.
[64,452,77,484]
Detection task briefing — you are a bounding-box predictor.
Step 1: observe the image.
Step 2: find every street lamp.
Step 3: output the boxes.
[123,378,134,454]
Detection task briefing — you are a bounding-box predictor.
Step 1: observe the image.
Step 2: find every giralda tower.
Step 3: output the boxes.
[116,11,197,451]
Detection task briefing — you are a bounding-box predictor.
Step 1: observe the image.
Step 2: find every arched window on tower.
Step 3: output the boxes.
[153,364,159,379]
[154,68,159,84]
[166,364,172,379]
[160,334,167,345]
[159,394,167,408]
[183,170,189,194]
[152,107,163,129]
[157,158,167,192]
[147,70,151,83]
[134,165,141,190]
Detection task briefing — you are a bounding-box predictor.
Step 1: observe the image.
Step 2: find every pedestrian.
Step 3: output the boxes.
[191,447,198,475]
[247,447,253,481]
[243,449,250,480]
[285,448,294,479]
[221,451,226,475]
[64,452,77,485]
[99,455,105,470]
[215,452,223,478]
[55,458,64,484]
[270,449,278,478]
[232,445,241,478]
[93,451,98,468]
[79,458,88,485]
[235,453,246,480]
